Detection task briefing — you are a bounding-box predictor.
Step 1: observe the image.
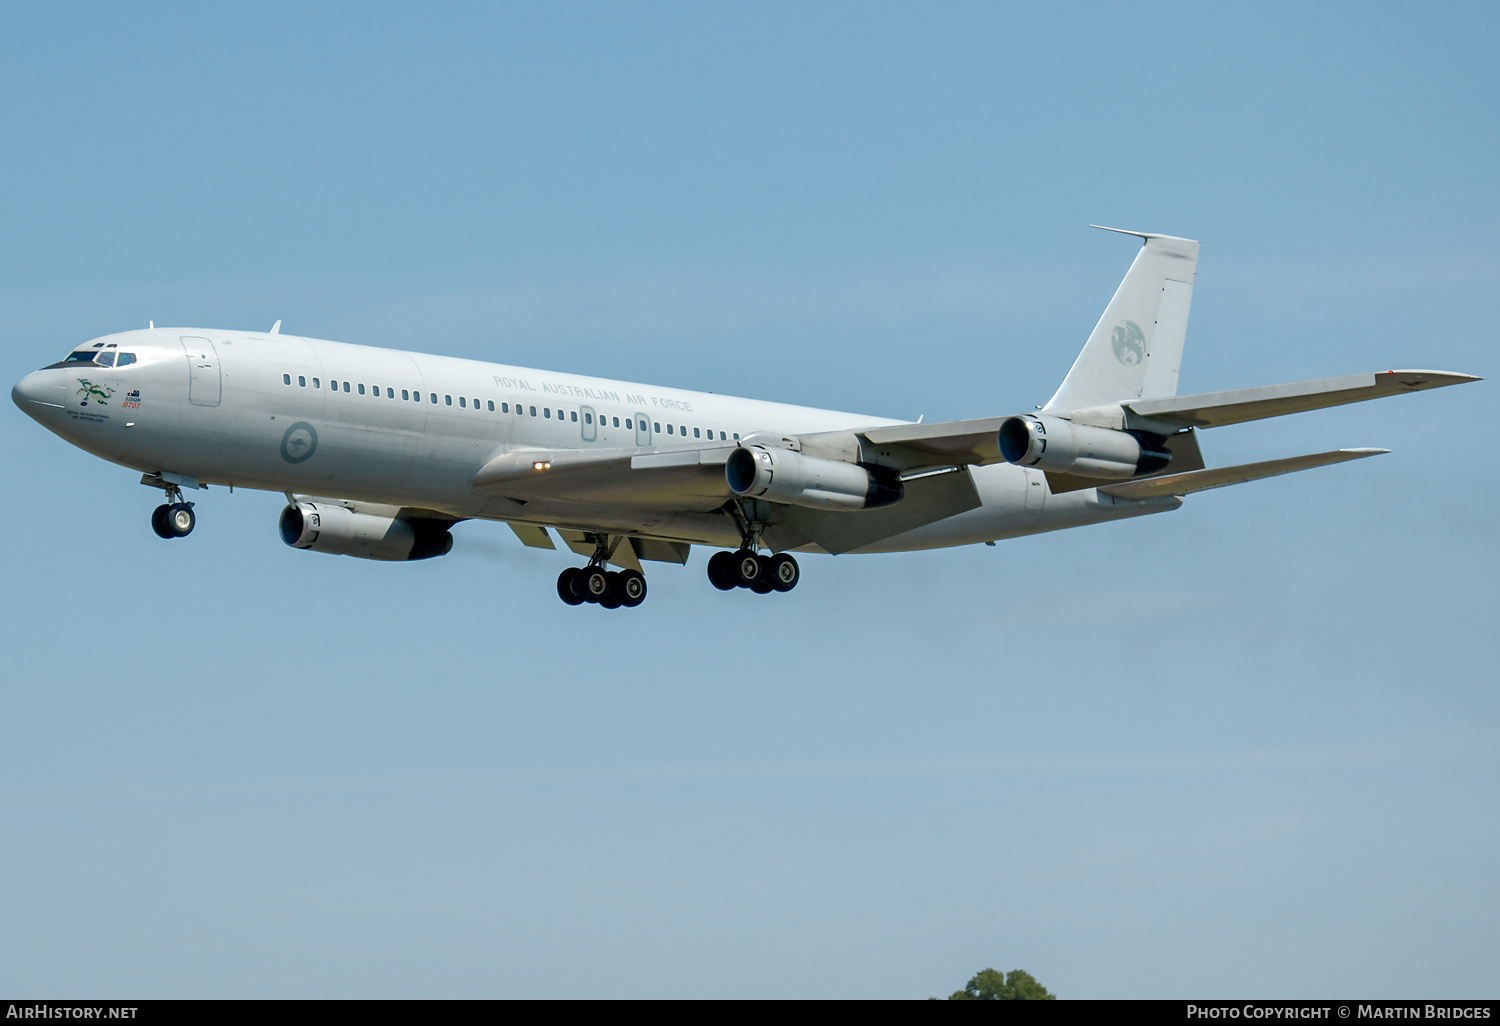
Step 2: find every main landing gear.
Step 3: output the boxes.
[708,498,799,594]
[706,549,799,593]
[556,534,647,609]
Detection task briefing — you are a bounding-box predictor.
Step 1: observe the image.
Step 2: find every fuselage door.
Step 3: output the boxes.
[580,405,597,442]
[1023,468,1047,512]
[180,336,221,407]
[634,411,651,447]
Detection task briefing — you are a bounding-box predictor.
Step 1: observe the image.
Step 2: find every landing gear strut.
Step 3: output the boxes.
[556,534,647,609]
[708,500,799,594]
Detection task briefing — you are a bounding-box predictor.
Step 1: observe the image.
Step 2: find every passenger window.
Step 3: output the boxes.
[445,395,452,406]
[387,387,394,398]
[283,373,291,385]
[343,382,350,392]
[544,408,551,418]
[693,427,700,438]
[654,422,661,433]
[431,393,438,403]
[625,419,632,429]
[459,397,466,408]
[613,417,619,427]
[488,400,494,411]
[117,353,137,367]
[570,411,578,422]
[313,378,320,388]
[584,413,592,424]
[733,433,739,440]
[667,424,673,434]
[530,406,537,417]
[402,389,409,400]
[680,425,686,436]
[299,376,306,387]
[358,384,366,395]
[473,398,479,410]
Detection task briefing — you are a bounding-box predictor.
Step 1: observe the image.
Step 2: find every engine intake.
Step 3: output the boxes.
[998,415,1171,479]
[725,446,902,511]
[278,502,454,561]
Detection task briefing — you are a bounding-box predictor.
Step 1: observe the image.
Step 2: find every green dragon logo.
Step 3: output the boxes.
[76,379,114,407]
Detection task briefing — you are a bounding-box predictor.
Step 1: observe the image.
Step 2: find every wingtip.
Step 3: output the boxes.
[1383,369,1482,384]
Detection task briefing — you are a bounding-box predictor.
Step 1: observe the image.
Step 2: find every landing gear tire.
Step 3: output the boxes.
[579,566,610,603]
[733,549,762,588]
[151,504,174,539]
[618,569,648,607]
[708,551,737,591]
[557,568,585,606]
[599,572,624,609]
[768,553,800,592]
[166,503,196,538]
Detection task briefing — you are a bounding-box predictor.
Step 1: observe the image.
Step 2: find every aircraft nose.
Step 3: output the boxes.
[12,368,67,416]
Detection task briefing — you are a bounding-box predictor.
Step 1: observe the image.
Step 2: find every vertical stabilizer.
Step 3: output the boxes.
[1043,228,1199,412]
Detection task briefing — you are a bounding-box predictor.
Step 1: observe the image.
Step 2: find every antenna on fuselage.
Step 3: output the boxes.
[149,321,154,329]
[270,320,282,335]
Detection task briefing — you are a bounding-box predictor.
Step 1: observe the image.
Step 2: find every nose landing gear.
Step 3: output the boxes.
[143,475,198,539]
[151,502,196,539]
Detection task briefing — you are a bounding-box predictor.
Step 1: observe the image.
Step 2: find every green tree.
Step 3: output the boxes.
[945,968,1056,1000]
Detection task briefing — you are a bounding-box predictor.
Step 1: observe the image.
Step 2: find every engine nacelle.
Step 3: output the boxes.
[278,502,453,561]
[997,415,1171,479]
[725,445,902,511]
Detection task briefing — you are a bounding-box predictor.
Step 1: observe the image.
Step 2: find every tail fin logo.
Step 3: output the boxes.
[1111,321,1146,366]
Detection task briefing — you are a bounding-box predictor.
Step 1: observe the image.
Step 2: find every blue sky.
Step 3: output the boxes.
[1,2,1495,998]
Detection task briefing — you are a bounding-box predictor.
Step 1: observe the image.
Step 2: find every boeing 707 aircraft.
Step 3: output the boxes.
[11,228,1478,608]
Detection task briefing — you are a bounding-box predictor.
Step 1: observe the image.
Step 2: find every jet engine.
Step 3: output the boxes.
[278,502,454,561]
[998,415,1171,479]
[725,445,902,511]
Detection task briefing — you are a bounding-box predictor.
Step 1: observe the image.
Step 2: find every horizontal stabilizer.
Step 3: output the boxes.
[1121,370,1479,429]
[1099,448,1388,500]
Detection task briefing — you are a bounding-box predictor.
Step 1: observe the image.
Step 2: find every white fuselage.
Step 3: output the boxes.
[13,328,1178,554]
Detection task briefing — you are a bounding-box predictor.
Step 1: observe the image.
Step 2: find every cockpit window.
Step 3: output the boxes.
[41,351,105,370]
[42,349,141,371]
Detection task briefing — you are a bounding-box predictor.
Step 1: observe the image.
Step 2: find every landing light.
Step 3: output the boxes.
[533,460,551,471]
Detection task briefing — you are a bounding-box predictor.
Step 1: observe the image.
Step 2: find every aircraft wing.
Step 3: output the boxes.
[474,439,985,554]
[1098,448,1387,499]
[1120,370,1478,429]
[853,418,1007,468]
